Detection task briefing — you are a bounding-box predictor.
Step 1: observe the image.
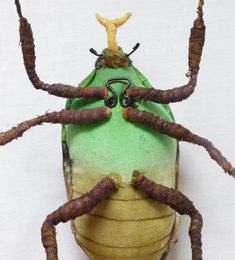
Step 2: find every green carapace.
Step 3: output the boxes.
[61,13,178,260]
[63,63,178,260]
[2,1,235,259]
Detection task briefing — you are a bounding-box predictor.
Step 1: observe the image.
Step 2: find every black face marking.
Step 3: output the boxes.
[104,79,118,108]
[104,77,137,108]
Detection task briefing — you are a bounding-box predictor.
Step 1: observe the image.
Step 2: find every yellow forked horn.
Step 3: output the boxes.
[96,12,132,52]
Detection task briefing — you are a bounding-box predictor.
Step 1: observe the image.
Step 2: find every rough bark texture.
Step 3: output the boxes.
[127,76,197,104]
[41,177,119,260]
[123,107,235,177]
[16,0,107,99]
[47,85,107,99]
[127,1,205,104]
[0,107,111,146]
[189,0,205,75]
[132,173,203,260]
[16,0,205,103]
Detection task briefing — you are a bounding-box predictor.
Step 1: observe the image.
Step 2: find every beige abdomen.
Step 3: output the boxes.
[67,172,179,260]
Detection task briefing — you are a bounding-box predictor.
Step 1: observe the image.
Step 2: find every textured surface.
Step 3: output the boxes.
[63,67,176,182]
[133,174,203,260]
[1,1,235,260]
[41,177,118,260]
[63,67,178,259]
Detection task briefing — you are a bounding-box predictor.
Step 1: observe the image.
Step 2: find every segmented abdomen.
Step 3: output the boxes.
[68,174,177,260]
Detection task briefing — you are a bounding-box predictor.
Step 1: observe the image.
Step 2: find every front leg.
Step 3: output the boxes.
[123,107,235,177]
[15,0,107,99]
[127,0,205,104]
[0,106,111,145]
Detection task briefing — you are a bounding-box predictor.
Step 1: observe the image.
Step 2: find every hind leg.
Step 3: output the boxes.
[132,172,203,260]
[41,176,119,260]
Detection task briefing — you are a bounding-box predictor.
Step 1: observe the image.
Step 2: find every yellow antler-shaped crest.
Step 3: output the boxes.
[96,12,132,52]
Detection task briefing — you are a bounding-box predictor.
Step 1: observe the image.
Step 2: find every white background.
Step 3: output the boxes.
[0,1,235,259]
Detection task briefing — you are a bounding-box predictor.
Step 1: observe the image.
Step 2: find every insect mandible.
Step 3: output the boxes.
[0,0,235,260]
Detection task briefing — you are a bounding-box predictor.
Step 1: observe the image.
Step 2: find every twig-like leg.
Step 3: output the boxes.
[15,0,107,99]
[127,0,205,104]
[0,106,111,145]
[132,172,203,260]
[41,176,119,260]
[123,107,235,177]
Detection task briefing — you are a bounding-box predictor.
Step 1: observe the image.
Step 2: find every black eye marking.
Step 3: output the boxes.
[104,77,137,108]
[104,78,118,108]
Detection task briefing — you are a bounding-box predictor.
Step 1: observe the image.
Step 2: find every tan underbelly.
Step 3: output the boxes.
[67,172,179,260]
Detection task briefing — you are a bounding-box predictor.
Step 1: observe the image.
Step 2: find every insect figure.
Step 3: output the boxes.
[1,0,235,259]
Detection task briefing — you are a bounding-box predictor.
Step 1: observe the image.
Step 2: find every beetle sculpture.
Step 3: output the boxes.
[1,0,235,259]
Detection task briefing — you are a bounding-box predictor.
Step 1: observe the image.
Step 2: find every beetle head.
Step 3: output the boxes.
[91,13,138,68]
[93,47,131,68]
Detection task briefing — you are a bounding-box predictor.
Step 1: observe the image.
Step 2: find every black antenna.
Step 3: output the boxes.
[89,48,102,57]
[127,43,140,57]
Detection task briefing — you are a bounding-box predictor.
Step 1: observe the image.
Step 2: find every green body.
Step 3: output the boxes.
[62,65,179,259]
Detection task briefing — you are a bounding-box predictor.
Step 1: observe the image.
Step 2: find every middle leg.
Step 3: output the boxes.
[123,107,235,177]
[0,106,111,146]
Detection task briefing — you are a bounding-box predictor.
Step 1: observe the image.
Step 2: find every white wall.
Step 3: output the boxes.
[0,1,235,259]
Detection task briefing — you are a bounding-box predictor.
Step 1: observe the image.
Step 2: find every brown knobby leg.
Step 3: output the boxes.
[132,172,203,260]
[47,85,108,99]
[127,0,205,104]
[41,176,119,260]
[15,0,107,99]
[123,107,235,177]
[0,106,111,145]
